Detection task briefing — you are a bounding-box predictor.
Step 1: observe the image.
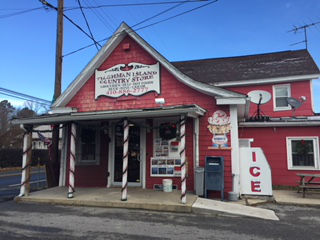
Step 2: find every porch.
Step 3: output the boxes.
[14,187,197,213]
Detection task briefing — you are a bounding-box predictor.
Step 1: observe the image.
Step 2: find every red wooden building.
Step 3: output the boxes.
[15,22,320,201]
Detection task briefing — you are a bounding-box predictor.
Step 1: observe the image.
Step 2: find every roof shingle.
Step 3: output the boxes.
[172,49,320,85]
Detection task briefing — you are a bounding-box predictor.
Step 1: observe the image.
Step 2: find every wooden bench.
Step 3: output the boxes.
[297,173,320,198]
[298,185,320,198]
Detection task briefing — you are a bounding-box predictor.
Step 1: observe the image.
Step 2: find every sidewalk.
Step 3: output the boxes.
[273,190,320,207]
[14,187,279,220]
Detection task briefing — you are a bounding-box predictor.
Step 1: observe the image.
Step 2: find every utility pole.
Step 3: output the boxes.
[47,0,64,187]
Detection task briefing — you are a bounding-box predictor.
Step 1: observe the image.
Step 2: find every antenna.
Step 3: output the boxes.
[287,97,306,117]
[289,21,320,49]
[248,90,271,121]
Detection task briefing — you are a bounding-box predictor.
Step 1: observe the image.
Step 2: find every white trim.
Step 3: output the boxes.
[216,97,247,105]
[273,84,291,111]
[110,120,145,187]
[76,123,101,166]
[213,74,320,87]
[141,125,147,189]
[230,105,240,195]
[194,117,200,168]
[49,107,77,114]
[52,23,244,108]
[239,121,320,127]
[310,80,315,113]
[193,117,200,192]
[286,136,320,170]
[107,123,114,188]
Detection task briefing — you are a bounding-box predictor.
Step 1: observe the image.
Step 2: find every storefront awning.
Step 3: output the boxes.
[12,104,206,126]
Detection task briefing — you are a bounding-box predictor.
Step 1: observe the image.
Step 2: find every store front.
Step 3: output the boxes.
[13,22,248,203]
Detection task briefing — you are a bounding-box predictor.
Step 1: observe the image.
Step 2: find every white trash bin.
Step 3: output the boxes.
[163,179,173,192]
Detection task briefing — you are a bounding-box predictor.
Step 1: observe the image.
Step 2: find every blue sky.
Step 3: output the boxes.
[1,0,320,111]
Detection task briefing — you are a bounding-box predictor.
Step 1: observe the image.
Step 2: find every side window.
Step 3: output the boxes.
[76,124,100,165]
[273,84,291,111]
[287,137,319,170]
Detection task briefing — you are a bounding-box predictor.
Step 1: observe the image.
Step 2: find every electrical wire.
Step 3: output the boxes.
[77,0,99,51]
[0,87,51,104]
[39,0,102,48]
[64,0,208,11]
[0,92,51,106]
[63,0,218,57]
[0,7,47,19]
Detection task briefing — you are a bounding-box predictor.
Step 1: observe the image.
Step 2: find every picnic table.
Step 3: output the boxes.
[297,173,320,198]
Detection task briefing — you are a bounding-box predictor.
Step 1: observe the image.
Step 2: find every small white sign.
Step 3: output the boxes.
[95,62,160,98]
[240,147,273,196]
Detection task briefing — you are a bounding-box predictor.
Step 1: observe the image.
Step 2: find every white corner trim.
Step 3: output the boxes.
[216,97,247,105]
[310,80,315,113]
[230,105,240,195]
[213,74,320,87]
[53,23,244,108]
[240,121,320,127]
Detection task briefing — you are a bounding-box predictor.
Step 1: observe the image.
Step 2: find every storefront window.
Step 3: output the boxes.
[287,137,319,170]
[151,117,182,177]
[76,124,100,165]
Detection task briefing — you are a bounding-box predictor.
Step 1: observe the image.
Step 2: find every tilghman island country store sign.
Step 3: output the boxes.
[95,62,160,98]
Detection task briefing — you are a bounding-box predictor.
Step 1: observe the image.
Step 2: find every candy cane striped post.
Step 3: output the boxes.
[180,115,187,204]
[19,130,32,197]
[68,123,76,198]
[121,119,129,201]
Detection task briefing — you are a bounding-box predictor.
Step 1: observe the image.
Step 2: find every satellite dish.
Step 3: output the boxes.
[248,90,271,104]
[287,97,306,117]
[247,90,271,121]
[287,97,303,109]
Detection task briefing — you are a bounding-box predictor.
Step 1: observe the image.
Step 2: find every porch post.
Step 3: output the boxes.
[121,119,129,201]
[19,126,32,197]
[68,123,76,198]
[180,115,187,204]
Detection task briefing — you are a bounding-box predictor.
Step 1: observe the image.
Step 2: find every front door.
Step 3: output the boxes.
[113,124,141,186]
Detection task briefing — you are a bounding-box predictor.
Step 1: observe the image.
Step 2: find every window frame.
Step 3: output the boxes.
[273,84,291,111]
[286,136,320,170]
[76,123,101,166]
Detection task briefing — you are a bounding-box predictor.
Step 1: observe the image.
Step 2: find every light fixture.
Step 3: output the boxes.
[155,98,165,106]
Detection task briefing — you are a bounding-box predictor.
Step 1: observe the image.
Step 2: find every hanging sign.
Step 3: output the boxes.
[207,110,231,148]
[95,62,160,98]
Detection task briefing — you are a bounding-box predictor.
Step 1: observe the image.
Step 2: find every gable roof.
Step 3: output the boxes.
[172,49,320,87]
[52,22,244,108]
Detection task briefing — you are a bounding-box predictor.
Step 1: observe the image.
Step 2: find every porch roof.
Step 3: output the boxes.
[12,104,206,126]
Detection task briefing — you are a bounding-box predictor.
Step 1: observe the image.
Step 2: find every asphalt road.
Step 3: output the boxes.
[0,169,46,201]
[0,201,319,240]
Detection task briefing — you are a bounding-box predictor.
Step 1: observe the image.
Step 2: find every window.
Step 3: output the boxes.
[287,137,319,170]
[76,124,100,165]
[273,84,291,111]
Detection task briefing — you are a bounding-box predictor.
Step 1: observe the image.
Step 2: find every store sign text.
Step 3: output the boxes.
[95,62,160,98]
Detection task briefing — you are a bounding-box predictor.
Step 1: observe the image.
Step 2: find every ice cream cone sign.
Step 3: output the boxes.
[207,110,231,148]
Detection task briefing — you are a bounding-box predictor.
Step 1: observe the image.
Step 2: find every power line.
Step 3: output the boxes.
[0,87,51,105]
[64,0,218,57]
[131,0,186,28]
[0,92,51,107]
[39,0,102,48]
[77,0,99,51]
[0,7,48,19]
[64,0,209,11]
